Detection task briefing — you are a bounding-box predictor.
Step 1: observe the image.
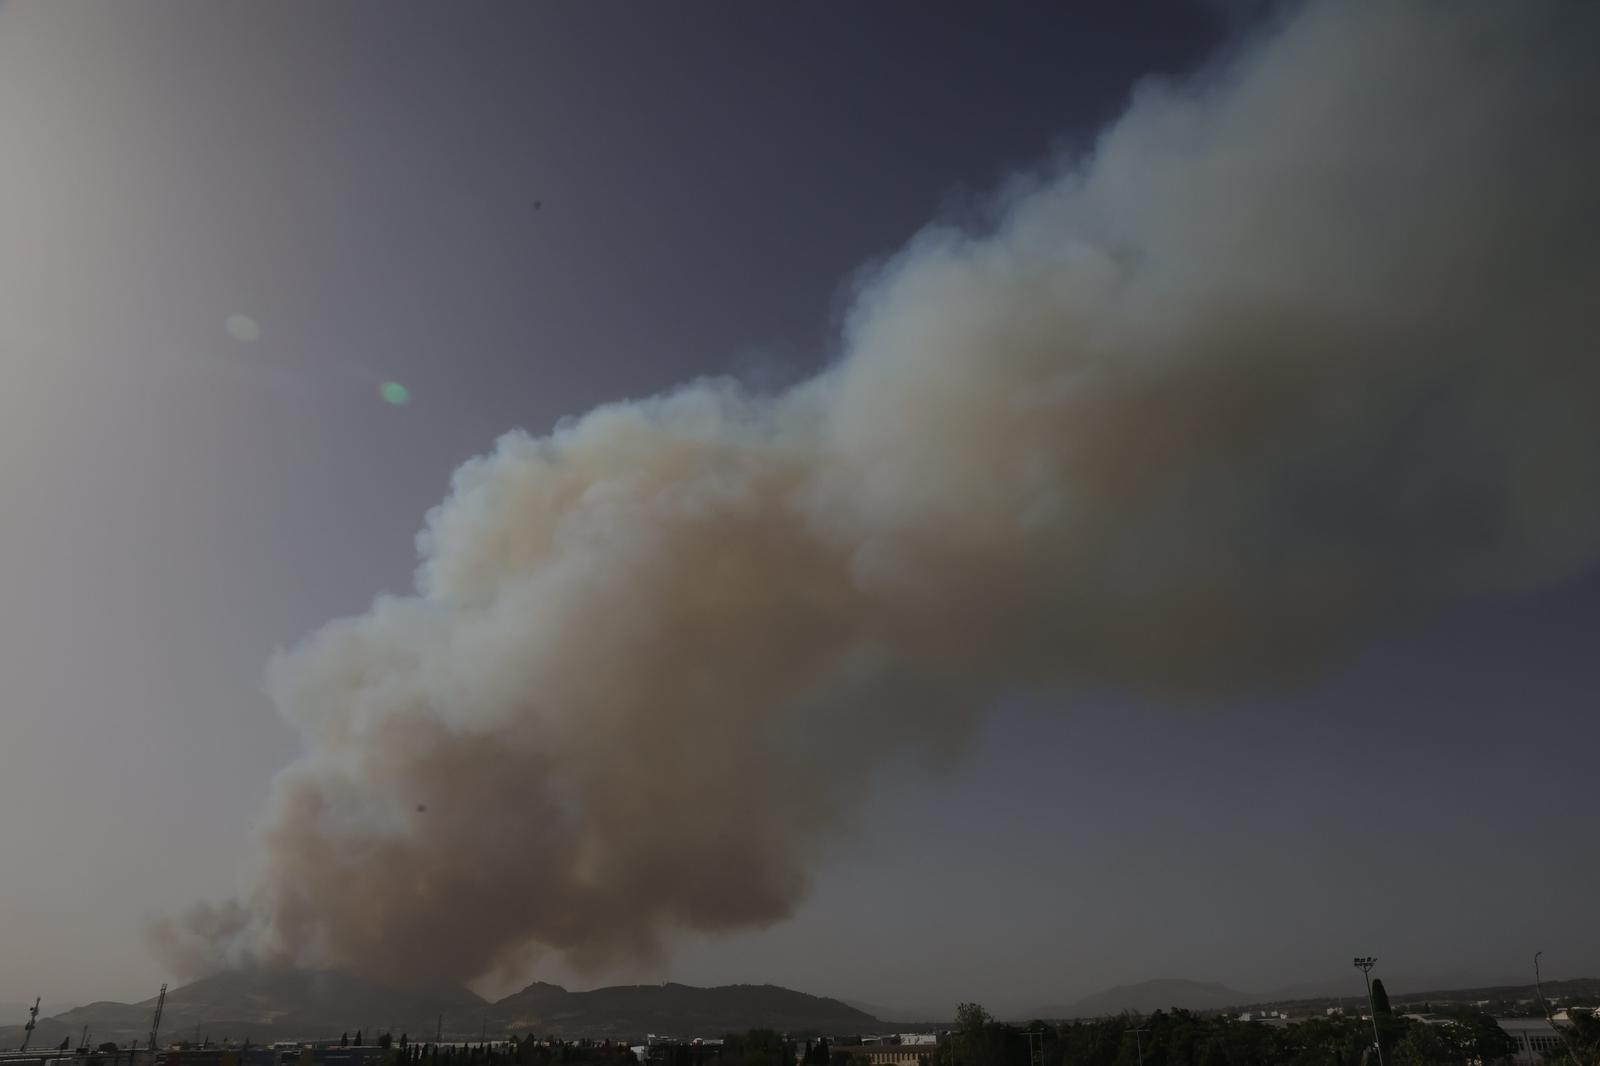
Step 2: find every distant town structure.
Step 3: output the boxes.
[0,1041,406,1066]
[830,1049,927,1066]
[826,1038,938,1066]
[4,970,1593,1066]
[1496,1017,1571,1064]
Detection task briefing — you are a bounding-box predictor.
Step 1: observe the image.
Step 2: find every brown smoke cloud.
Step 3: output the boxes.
[160,1,1600,982]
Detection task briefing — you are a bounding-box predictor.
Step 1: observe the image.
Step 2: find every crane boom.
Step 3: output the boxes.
[148,984,167,1055]
[19,997,40,1052]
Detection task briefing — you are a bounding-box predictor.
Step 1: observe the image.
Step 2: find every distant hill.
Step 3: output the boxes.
[1241,976,1600,1014]
[1260,974,1530,1005]
[1,1002,78,1023]
[0,970,486,1047]
[0,1013,78,1052]
[0,973,877,1046]
[841,999,954,1025]
[0,1001,80,1050]
[1036,979,1255,1019]
[489,981,878,1039]
[1021,973,1585,1021]
[12,969,1587,1049]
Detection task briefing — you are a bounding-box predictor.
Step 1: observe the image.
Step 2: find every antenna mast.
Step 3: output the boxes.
[148,984,168,1055]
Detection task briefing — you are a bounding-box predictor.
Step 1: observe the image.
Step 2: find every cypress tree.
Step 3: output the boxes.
[1371,979,1392,1016]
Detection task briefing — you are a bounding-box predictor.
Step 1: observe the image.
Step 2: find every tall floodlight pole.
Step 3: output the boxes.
[1127,1026,1148,1066]
[1353,958,1385,1066]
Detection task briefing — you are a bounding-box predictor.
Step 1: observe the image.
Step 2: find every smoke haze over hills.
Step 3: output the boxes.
[146,0,1600,989]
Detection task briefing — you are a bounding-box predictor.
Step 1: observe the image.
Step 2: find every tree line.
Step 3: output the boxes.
[925,1000,1600,1066]
[83,1001,1600,1066]
[344,1036,639,1066]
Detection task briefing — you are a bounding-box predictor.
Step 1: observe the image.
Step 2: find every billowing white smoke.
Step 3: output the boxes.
[158,1,1600,983]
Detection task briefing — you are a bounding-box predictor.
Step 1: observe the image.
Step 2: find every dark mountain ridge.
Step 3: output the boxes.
[10,970,1594,1047]
[0,971,877,1046]
[488,980,877,1039]
[1024,979,1253,1020]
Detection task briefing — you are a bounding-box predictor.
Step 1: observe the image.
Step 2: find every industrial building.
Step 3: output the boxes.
[1495,1017,1572,1064]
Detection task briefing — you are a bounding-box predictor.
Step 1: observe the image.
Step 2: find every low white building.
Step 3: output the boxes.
[1496,1018,1570,1064]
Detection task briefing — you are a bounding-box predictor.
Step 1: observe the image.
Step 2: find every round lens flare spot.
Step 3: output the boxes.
[225,314,260,342]
[380,381,411,406]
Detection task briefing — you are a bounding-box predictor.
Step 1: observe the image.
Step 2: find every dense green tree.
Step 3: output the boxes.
[1457,1013,1516,1064]
[1376,1011,1411,1058]
[1392,1023,1450,1066]
[802,1038,831,1066]
[1542,1008,1600,1065]
[938,1001,1026,1066]
[1057,1016,1124,1066]
[1277,1014,1372,1066]
[956,1004,993,1031]
[721,1030,793,1066]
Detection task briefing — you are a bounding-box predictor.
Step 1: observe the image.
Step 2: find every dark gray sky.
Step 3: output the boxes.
[1,0,1595,1018]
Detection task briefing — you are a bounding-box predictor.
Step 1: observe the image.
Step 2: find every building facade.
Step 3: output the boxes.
[1495,1018,1570,1064]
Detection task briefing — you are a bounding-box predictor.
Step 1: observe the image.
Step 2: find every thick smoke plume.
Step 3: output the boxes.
[161,2,1600,982]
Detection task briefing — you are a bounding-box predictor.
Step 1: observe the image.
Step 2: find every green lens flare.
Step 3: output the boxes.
[225,314,260,342]
[380,381,410,406]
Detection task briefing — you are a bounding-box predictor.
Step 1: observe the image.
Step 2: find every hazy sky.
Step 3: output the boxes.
[2,0,1596,1020]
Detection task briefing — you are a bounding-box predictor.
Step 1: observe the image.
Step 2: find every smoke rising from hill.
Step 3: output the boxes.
[157,1,1600,982]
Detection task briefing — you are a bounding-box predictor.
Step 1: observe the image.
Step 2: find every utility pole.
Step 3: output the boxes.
[1127,1025,1147,1066]
[1353,957,1385,1066]
[1022,1030,1044,1066]
[148,983,168,1056]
